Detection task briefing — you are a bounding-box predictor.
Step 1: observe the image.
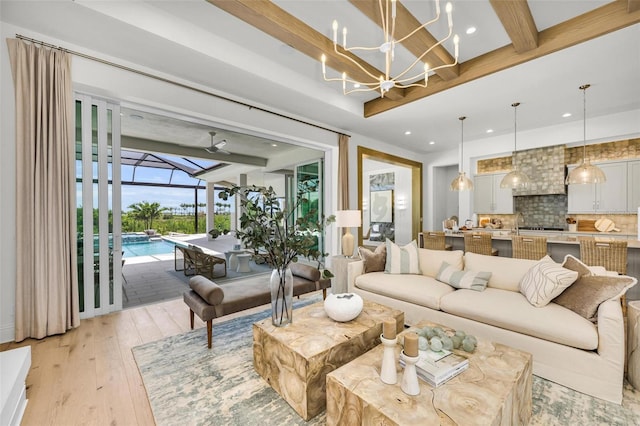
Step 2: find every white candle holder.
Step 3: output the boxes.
[400,351,420,396]
[380,334,397,384]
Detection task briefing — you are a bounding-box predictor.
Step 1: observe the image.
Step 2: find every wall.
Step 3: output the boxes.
[433,165,459,230]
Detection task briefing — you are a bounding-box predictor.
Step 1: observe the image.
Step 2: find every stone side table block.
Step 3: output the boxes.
[326,321,532,426]
[253,300,404,421]
[628,301,640,390]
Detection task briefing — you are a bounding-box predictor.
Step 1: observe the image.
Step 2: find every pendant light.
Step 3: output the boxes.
[500,102,531,189]
[565,84,606,184]
[450,116,473,191]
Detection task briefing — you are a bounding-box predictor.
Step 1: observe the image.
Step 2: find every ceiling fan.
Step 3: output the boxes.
[205,131,230,154]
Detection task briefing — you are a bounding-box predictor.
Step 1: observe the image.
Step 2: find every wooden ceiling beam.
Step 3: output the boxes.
[206,0,404,100]
[365,0,640,117]
[489,0,538,53]
[349,0,459,81]
[629,0,640,13]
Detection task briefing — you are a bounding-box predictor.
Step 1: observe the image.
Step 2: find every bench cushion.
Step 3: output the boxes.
[290,263,320,282]
[190,276,225,305]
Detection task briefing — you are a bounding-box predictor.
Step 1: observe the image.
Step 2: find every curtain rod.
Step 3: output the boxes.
[15,34,349,137]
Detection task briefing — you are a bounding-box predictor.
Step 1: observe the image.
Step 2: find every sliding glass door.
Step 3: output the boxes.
[75,94,122,317]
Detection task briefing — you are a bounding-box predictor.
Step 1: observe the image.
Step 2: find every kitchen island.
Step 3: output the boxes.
[444,230,640,301]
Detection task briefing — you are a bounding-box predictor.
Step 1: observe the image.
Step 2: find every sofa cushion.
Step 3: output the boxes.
[418,248,464,278]
[354,272,454,310]
[553,274,637,322]
[290,262,320,282]
[189,276,224,305]
[358,244,386,273]
[464,252,538,292]
[519,256,578,307]
[436,262,490,291]
[385,239,421,274]
[440,288,598,350]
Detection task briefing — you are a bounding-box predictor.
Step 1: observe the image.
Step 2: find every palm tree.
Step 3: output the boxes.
[128,201,168,230]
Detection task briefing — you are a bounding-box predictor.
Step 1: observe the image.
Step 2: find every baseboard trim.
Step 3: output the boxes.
[0,323,15,344]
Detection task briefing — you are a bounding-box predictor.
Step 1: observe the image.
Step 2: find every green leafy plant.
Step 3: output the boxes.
[127,201,168,231]
[219,184,335,278]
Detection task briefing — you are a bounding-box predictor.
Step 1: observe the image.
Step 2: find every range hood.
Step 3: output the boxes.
[512,145,566,196]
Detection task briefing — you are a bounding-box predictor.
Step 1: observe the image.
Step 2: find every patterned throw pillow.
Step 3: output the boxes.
[358,245,386,273]
[553,274,637,322]
[519,256,579,307]
[436,262,491,291]
[385,239,421,275]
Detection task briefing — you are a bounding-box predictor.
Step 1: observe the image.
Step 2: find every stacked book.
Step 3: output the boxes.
[400,348,469,387]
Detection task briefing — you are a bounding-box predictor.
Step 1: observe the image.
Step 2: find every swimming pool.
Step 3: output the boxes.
[122,240,176,258]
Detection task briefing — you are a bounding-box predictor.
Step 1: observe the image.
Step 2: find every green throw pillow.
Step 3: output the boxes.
[436,261,491,291]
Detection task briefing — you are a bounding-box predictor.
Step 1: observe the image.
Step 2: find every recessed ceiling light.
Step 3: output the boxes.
[466,27,476,35]
[130,114,144,120]
[271,143,278,147]
[562,113,572,118]
[486,129,494,133]
[429,141,435,145]
[354,83,361,89]
[404,131,412,135]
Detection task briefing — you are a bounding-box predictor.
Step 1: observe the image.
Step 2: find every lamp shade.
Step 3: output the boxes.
[335,210,362,228]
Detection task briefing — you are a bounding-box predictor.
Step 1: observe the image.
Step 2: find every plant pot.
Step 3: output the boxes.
[270,267,293,327]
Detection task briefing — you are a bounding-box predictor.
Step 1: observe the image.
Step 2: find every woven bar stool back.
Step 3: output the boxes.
[512,235,548,260]
[579,238,628,275]
[419,231,453,251]
[464,232,498,256]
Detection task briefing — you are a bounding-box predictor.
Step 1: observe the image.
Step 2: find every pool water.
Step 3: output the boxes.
[123,240,176,258]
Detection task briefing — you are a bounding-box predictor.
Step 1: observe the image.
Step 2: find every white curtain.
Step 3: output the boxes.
[7,39,80,341]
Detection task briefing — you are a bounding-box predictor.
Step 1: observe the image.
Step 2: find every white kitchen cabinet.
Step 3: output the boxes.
[567,161,627,213]
[473,173,514,214]
[628,160,640,212]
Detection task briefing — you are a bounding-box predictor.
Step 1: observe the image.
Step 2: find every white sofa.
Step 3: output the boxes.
[347,248,635,404]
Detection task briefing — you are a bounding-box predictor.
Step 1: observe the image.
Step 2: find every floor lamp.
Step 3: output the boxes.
[335,210,362,257]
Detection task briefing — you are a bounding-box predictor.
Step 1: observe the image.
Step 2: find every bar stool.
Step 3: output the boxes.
[464,232,498,256]
[579,237,628,313]
[419,231,452,251]
[512,235,547,260]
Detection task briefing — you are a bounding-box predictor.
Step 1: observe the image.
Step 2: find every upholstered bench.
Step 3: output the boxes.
[183,263,331,348]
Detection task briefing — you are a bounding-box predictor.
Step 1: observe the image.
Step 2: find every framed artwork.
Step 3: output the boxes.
[370,189,393,223]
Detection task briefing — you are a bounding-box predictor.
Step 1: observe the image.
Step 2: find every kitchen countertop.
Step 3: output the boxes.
[444,229,640,248]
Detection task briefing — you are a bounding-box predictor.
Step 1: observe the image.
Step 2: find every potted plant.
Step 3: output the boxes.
[219,182,334,326]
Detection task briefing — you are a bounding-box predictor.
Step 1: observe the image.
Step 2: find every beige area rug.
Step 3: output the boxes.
[133,301,640,426]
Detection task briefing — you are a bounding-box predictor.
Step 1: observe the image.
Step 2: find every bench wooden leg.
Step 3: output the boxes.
[207,320,213,349]
[323,288,327,300]
[189,309,194,330]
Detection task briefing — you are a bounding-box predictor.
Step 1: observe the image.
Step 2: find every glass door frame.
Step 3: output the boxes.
[76,93,122,318]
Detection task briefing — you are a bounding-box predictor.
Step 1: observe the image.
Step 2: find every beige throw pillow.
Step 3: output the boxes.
[358,245,386,273]
[553,275,637,322]
[519,256,579,308]
[562,254,592,277]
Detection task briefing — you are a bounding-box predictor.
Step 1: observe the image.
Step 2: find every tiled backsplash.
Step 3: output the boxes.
[514,195,568,229]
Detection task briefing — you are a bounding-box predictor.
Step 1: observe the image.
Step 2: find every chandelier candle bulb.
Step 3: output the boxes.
[383,318,397,340]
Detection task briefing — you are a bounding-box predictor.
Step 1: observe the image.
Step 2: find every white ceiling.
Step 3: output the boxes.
[2,0,639,158]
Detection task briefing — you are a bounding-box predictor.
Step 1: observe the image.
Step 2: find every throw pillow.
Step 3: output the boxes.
[553,274,637,322]
[519,256,579,308]
[562,254,592,277]
[385,239,421,275]
[436,261,491,291]
[358,245,386,273]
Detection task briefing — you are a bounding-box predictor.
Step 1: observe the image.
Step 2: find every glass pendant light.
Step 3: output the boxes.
[566,84,606,184]
[450,116,474,191]
[500,102,531,189]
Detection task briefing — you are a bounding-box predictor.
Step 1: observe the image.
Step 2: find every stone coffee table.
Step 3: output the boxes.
[326,321,533,425]
[252,300,404,420]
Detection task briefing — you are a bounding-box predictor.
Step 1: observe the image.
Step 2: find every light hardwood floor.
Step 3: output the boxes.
[0,297,279,426]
